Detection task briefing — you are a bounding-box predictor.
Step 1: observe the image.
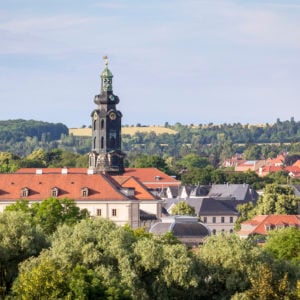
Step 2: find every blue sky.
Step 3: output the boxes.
[0,0,300,127]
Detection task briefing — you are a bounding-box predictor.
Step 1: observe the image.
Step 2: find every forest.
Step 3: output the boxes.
[0,198,299,299]
[0,118,300,160]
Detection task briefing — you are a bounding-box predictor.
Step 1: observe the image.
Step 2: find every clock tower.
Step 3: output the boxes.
[89,56,125,174]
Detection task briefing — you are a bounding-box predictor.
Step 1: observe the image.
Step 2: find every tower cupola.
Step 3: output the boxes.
[101,55,113,92]
[89,56,125,175]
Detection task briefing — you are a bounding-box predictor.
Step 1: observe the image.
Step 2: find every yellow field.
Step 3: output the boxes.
[69,126,177,137]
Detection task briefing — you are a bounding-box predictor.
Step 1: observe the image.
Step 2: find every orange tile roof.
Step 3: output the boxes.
[0,173,149,202]
[112,175,157,200]
[16,168,86,174]
[292,160,300,168]
[124,168,180,189]
[285,166,300,174]
[266,154,285,166]
[239,215,300,236]
[15,167,180,189]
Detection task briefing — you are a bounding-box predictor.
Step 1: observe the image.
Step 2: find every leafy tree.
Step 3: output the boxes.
[0,152,19,173]
[0,211,47,296]
[264,227,300,267]
[234,202,256,231]
[31,197,89,235]
[181,166,213,185]
[129,154,170,174]
[197,233,299,299]
[171,201,195,216]
[235,264,298,300]
[197,234,262,298]
[178,153,210,169]
[255,184,299,215]
[11,218,201,299]
[5,198,89,236]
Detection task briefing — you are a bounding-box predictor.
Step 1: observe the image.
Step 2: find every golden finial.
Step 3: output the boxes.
[103,55,108,66]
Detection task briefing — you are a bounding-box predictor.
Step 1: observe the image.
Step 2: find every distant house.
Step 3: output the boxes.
[222,153,244,168]
[258,165,284,177]
[238,215,300,238]
[149,215,210,246]
[235,160,265,172]
[285,165,300,179]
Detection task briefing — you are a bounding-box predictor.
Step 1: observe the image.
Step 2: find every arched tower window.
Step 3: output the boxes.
[93,120,97,130]
[101,137,104,149]
[101,119,105,129]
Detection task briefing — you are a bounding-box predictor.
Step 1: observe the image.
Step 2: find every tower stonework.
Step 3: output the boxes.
[89,57,125,174]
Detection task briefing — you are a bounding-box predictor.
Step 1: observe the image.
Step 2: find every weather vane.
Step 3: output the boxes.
[103,55,108,66]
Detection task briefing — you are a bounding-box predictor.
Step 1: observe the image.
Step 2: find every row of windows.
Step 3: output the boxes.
[212,229,234,235]
[21,187,89,198]
[94,119,105,130]
[96,208,117,217]
[202,216,234,224]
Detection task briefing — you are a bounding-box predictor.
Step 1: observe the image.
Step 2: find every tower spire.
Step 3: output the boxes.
[89,57,125,175]
[103,55,108,66]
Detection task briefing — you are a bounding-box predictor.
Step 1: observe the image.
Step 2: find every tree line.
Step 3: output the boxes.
[1,118,300,159]
[0,198,299,299]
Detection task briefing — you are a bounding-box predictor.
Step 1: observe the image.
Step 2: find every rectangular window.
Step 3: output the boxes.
[112,209,117,217]
[203,217,207,223]
[96,209,101,216]
[221,217,225,223]
[230,217,233,223]
[212,217,216,223]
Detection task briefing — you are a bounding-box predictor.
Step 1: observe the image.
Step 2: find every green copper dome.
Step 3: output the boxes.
[101,66,113,78]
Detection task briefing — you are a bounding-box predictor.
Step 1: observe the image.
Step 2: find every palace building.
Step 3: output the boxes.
[0,57,180,228]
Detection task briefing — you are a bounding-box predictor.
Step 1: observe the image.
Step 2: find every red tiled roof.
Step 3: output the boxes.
[112,176,157,200]
[239,215,300,236]
[16,167,180,189]
[285,166,300,174]
[16,168,86,174]
[292,160,300,168]
[1,168,167,203]
[0,173,129,201]
[266,154,285,166]
[124,168,180,188]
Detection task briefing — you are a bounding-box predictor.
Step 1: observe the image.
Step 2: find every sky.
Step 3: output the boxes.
[0,0,300,128]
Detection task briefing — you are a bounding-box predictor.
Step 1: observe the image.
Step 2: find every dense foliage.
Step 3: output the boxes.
[235,184,300,230]
[0,208,298,299]
[1,118,300,160]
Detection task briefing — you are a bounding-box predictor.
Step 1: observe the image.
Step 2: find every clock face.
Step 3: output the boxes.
[109,94,115,101]
[109,112,116,120]
[93,112,98,120]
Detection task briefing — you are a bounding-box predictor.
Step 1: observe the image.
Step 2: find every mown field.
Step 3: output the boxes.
[69,126,177,136]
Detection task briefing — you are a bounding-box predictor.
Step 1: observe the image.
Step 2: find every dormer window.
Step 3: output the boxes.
[81,187,89,197]
[264,224,272,231]
[51,187,59,197]
[21,187,29,197]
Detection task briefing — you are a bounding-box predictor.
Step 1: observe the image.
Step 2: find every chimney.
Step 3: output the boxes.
[61,168,68,174]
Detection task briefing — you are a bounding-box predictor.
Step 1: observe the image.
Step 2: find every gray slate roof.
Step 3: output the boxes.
[208,184,258,202]
[149,216,210,238]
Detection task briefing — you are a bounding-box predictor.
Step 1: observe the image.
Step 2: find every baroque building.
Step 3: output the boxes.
[0,57,180,228]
